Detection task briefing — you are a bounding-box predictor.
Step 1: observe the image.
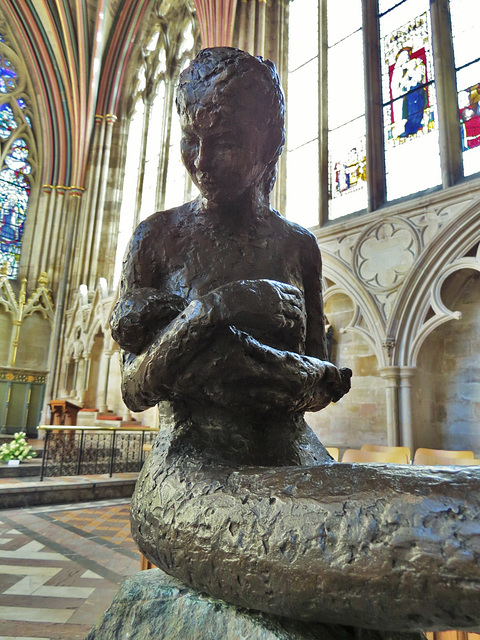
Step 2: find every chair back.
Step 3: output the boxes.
[413,448,475,464]
[362,444,411,462]
[342,449,409,464]
[326,447,339,461]
[413,452,480,466]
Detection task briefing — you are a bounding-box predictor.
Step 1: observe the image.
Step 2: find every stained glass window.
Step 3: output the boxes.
[0,52,17,94]
[0,45,32,279]
[450,0,480,177]
[0,140,31,278]
[0,104,17,140]
[380,1,441,200]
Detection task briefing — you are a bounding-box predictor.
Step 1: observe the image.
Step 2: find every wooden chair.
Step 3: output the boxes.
[342,449,409,464]
[326,446,339,461]
[361,444,412,462]
[140,554,156,570]
[413,453,480,466]
[413,448,475,465]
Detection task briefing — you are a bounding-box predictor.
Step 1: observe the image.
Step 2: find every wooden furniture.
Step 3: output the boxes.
[362,444,412,462]
[414,453,480,466]
[326,446,339,461]
[49,399,81,426]
[342,449,409,464]
[140,554,156,570]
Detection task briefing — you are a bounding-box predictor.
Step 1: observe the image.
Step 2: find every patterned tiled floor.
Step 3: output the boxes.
[0,498,140,640]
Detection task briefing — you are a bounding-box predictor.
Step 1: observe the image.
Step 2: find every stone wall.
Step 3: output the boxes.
[415,268,480,453]
[306,292,387,450]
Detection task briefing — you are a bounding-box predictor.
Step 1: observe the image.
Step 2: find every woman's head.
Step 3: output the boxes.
[176,47,285,200]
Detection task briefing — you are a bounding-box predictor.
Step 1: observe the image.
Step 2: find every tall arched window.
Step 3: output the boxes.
[286,0,480,227]
[113,16,198,286]
[0,35,34,278]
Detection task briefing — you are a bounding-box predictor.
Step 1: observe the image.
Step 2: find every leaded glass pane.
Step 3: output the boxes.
[0,52,17,94]
[327,0,361,48]
[113,101,144,286]
[140,82,165,221]
[0,163,29,279]
[329,117,367,220]
[286,140,319,228]
[289,58,318,150]
[381,5,441,199]
[289,0,318,71]
[378,0,407,15]
[328,30,364,130]
[457,66,480,176]
[449,0,478,70]
[0,103,17,140]
[286,0,319,226]
[450,0,480,177]
[327,18,366,219]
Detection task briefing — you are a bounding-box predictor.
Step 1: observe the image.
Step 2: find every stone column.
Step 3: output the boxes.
[379,366,400,446]
[40,185,56,274]
[255,0,267,58]
[88,114,118,290]
[77,116,105,288]
[72,356,80,393]
[157,80,176,213]
[45,187,84,403]
[245,0,256,53]
[399,366,416,454]
[363,0,386,212]
[100,350,113,414]
[318,0,328,225]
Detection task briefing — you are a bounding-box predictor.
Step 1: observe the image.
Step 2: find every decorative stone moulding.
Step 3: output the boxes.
[409,244,480,367]
[353,218,420,293]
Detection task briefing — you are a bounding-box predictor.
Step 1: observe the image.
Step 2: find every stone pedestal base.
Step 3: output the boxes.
[85,569,425,640]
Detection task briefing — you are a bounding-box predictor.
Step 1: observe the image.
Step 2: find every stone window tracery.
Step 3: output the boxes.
[0,34,35,279]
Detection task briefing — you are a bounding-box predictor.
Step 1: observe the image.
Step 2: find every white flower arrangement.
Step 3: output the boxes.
[0,432,36,462]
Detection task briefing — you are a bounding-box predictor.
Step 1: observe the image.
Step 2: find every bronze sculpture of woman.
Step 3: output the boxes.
[111,48,480,631]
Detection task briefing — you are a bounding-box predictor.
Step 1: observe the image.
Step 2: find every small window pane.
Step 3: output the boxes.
[450,0,479,70]
[380,0,428,36]
[0,164,29,279]
[0,103,17,140]
[378,0,406,15]
[0,52,17,94]
[287,0,319,229]
[288,58,318,150]
[286,140,319,228]
[113,101,144,286]
[328,117,367,220]
[328,30,365,130]
[289,0,318,71]
[457,66,480,176]
[327,0,362,47]
[140,82,165,220]
[384,125,441,200]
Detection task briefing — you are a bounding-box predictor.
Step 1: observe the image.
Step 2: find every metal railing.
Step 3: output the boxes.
[38,425,157,480]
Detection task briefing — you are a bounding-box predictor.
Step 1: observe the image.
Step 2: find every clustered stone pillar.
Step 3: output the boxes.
[379,365,417,452]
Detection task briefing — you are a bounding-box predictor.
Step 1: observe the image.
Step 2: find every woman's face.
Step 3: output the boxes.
[179,76,269,205]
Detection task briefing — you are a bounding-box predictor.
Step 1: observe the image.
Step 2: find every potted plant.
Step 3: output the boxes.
[0,432,36,466]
